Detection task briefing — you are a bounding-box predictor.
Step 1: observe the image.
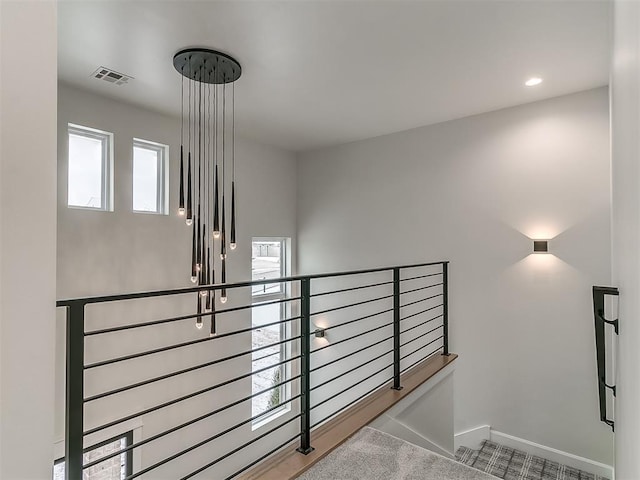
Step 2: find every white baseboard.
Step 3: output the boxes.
[454,426,613,479]
[454,425,491,451]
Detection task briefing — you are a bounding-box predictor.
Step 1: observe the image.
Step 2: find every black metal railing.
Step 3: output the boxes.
[57,261,450,479]
[592,285,618,431]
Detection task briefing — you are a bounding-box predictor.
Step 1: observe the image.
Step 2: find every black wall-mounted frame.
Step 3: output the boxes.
[592,285,619,431]
[533,240,548,253]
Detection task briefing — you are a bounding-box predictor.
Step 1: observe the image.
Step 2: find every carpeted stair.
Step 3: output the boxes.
[456,440,609,480]
[297,427,496,479]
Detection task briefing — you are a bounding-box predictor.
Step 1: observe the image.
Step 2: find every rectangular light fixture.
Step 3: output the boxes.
[533,240,549,253]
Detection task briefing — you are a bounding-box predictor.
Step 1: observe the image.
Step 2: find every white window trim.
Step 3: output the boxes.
[53,421,143,477]
[251,237,287,299]
[251,237,292,429]
[67,123,114,211]
[132,138,169,215]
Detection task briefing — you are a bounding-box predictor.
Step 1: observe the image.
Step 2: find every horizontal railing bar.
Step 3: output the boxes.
[85,299,300,337]
[310,335,394,373]
[318,308,394,333]
[84,333,301,402]
[311,375,392,429]
[311,349,394,392]
[59,280,301,307]
[400,335,444,361]
[311,363,392,411]
[401,272,443,282]
[399,314,443,336]
[400,283,443,295]
[400,304,442,322]
[252,349,283,364]
[311,347,446,430]
[310,280,394,298]
[125,396,302,480]
[84,355,300,436]
[85,325,300,370]
[57,261,449,306]
[82,374,302,469]
[401,293,443,309]
[216,296,302,316]
[593,285,619,296]
[180,414,302,480]
[400,325,443,348]
[311,322,392,354]
[207,315,300,342]
[310,293,394,317]
[401,346,444,374]
[225,434,300,480]
[85,335,212,369]
[85,311,208,336]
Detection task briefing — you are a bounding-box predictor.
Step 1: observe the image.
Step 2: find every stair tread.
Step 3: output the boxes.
[455,440,608,480]
[456,446,479,466]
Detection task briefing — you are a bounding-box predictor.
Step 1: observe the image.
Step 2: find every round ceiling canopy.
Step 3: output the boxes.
[173,48,241,84]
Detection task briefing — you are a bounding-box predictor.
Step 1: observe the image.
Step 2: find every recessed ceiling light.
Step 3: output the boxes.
[525,77,543,87]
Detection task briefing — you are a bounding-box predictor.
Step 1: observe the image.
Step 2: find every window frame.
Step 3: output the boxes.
[251,239,286,298]
[251,237,291,428]
[53,431,133,479]
[132,138,169,215]
[67,123,113,211]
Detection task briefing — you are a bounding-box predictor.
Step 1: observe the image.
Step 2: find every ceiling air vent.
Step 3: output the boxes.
[91,67,133,86]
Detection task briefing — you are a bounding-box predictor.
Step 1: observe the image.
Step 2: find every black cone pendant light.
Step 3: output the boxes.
[174,48,241,331]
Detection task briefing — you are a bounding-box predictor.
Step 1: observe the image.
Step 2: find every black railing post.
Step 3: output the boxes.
[442,262,450,356]
[65,301,85,480]
[392,268,403,390]
[297,277,314,454]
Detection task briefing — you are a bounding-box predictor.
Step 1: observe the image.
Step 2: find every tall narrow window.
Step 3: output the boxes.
[133,139,168,214]
[251,238,289,425]
[67,124,113,210]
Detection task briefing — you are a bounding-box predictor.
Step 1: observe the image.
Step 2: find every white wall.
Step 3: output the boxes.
[57,84,297,298]
[0,1,58,479]
[371,365,456,458]
[56,84,298,478]
[611,1,640,478]
[297,88,613,465]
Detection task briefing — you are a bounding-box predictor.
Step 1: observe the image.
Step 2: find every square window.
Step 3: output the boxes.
[67,124,113,210]
[53,432,132,480]
[133,139,168,214]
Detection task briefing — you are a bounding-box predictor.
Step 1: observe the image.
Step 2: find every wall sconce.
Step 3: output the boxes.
[533,240,549,253]
[314,328,326,338]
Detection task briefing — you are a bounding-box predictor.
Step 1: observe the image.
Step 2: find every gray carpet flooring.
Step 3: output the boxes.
[297,427,496,480]
[456,440,609,480]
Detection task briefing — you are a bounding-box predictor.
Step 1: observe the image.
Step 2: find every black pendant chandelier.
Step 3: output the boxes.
[174,48,241,331]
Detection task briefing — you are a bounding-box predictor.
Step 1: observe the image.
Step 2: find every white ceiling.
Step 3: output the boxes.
[58,0,610,152]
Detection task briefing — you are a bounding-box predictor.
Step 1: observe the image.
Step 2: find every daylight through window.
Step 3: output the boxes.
[53,432,132,480]
[67,124,112,210]
[133,139,168,214]
[251,239,290,423]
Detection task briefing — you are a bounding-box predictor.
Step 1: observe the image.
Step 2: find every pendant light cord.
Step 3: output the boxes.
[181,66,185,146]
[232,72,235,182]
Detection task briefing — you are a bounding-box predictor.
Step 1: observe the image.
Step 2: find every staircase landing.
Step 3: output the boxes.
[239,354,457,480]
[456,440,609,480]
